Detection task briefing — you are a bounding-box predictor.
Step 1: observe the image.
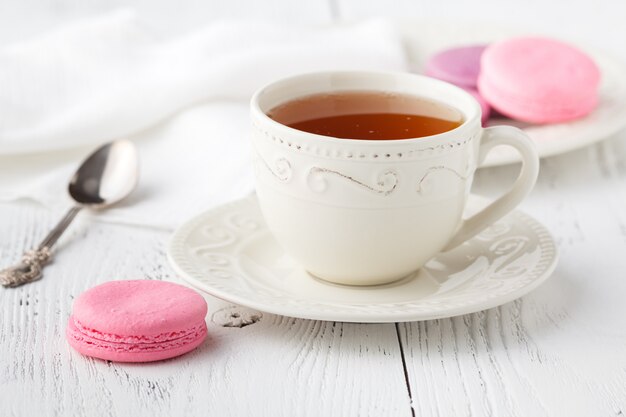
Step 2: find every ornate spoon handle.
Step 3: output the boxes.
[0,206,82,288]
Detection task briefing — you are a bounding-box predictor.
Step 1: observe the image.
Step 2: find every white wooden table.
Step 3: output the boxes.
[2,1,626,416]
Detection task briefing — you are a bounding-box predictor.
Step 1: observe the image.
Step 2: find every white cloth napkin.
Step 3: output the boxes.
[0,11,408,228]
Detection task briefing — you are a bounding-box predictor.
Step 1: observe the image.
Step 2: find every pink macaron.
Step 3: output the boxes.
[66,280,208,362]
[478,37,600,123]
[425,45,487,88]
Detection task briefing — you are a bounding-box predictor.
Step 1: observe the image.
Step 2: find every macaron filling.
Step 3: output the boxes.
[67,316,208,353]
[71,316,207,344]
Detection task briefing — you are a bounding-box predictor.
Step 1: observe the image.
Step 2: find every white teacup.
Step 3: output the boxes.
[251,71,539,286]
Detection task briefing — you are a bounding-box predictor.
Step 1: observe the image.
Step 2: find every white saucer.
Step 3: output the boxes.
[398,21,626,167]
[167,195,558,323]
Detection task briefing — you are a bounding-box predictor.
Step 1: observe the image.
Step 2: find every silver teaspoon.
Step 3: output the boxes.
[0,140,139,288]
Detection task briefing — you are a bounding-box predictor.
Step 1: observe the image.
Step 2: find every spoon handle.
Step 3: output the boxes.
[0,206,82,288]
[38,206,82,250]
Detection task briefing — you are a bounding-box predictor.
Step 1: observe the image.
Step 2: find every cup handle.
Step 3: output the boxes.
[444,125,540,250]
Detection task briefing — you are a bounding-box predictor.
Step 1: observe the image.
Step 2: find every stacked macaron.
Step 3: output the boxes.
[424,37,601,125]
[66,280,208,362]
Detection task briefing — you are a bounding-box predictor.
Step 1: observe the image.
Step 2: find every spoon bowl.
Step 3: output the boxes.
[69,140,139,207]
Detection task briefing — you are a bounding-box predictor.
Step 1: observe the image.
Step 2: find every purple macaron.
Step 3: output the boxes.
[425,44,491,124]
[425,45,487,88]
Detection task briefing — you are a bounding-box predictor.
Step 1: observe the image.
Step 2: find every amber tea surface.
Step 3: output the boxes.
[267,91,463,140]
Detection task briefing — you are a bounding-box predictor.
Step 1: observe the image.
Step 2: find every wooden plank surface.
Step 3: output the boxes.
[0,202,412,417]
[396,132,626,416]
